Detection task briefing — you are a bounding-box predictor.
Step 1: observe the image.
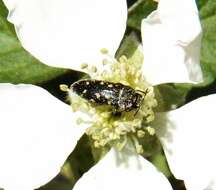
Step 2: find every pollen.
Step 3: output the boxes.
[67,49,158,155]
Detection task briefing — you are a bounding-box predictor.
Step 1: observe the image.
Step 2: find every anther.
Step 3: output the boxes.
[91,66,97,73]
[146,126,155,136]
[100,48,109,54]
[137,130,145,138]
[80,63,88,69]
[59,84,69,92]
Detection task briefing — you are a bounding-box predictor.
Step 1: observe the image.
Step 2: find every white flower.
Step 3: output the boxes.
[141,0,203,85]
[0,0,212,190]
[154,95,216,190]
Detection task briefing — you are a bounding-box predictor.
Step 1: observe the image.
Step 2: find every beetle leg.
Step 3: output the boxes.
[112,107,122,116]
[134,108,140,116]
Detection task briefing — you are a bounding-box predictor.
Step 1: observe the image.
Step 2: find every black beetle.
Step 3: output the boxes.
[71,79,148,114]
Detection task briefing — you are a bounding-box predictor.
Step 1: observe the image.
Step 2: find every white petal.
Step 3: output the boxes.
[73,147,172,190]
[141,0,203,85]
[155,95,216,190]
[0,84,87,190]
[2,0,127,71]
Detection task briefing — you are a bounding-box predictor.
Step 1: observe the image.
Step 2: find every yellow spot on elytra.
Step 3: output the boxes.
[82,90,87,94]
[104,94,110,99]
[95,93,101,99]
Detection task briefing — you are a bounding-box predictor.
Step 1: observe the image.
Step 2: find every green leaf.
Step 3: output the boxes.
[155,84,192,112]
[198,0,216,84]
[38,175,73,190]
[116,32,143,67]
[149,151,172,178]
[0,1,70,84]
[127,0,157,30]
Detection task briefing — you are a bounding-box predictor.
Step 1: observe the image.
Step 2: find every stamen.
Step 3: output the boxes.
[116,136,127,151]
[76,118,93,125]
[131,135,144,154]
[67,49,158,154]
[119,55,128,63]
[102,59,109,65]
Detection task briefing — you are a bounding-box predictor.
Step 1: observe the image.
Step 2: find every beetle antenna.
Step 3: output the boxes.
[136,89,149,95]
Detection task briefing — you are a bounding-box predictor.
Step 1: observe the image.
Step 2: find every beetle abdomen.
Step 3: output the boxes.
[71,80,121,105]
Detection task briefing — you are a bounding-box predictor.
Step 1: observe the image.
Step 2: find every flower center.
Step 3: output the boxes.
[61,49,157,154]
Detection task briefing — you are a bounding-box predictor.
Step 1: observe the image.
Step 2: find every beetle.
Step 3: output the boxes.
[70,79,148,114]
